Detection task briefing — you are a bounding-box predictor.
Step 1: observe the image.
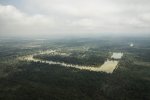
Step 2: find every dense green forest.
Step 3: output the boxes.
[0,37,150,100]
[33,51,107,66]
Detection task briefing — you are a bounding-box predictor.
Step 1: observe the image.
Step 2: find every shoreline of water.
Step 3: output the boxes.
[19,51,123,73]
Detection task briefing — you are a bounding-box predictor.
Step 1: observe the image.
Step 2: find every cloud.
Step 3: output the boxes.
[0,4,55,37]
[0,0,150,37]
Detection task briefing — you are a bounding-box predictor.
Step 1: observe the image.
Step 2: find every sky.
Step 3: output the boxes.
[0,0,150,38]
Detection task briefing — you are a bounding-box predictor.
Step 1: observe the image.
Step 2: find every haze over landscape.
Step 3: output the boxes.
[0,0,150,37]
[0,0,150,100]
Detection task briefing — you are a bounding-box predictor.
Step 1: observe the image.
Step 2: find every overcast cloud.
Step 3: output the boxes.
[0,0,150,37]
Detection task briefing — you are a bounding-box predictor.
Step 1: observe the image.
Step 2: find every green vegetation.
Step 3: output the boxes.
[33,51,107,66]
[0,37,150,100]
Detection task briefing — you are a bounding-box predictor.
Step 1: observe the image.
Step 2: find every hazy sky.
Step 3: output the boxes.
[0,0,150,37]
